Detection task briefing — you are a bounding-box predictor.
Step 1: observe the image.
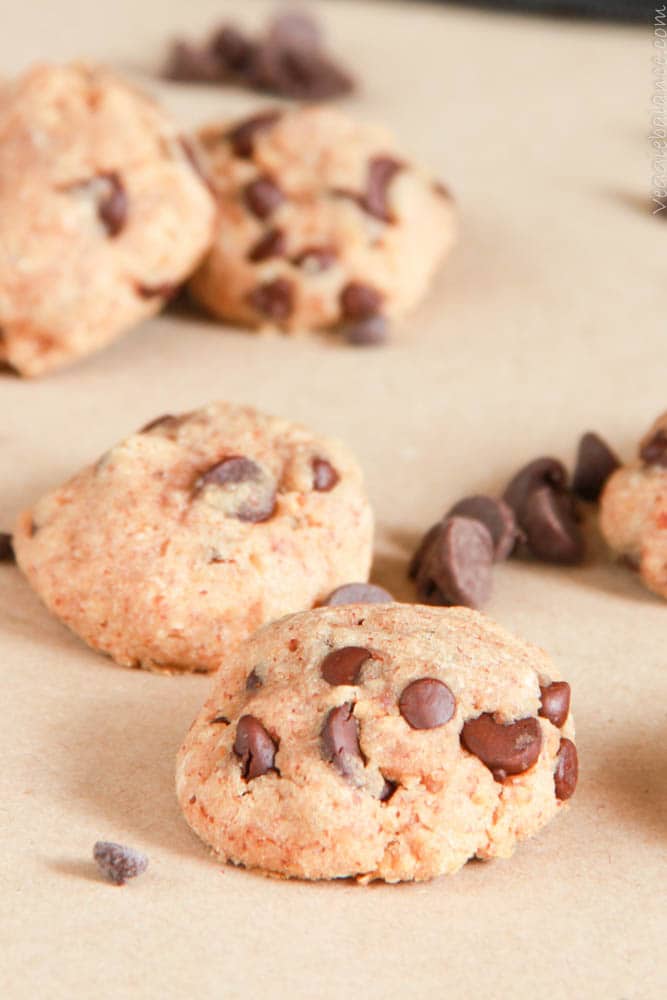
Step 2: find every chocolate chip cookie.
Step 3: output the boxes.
[13,402,373,672]
[600,411,667,599]
[176,603,577,882]
[0,63,214,376]
[188,106,455,339]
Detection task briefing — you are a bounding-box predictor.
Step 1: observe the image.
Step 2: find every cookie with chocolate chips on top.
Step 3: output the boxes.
[12,402,373,673]
[176,603,577,882]
[600,410,667,600]
[0,62,214,376]
[188,106,456,341]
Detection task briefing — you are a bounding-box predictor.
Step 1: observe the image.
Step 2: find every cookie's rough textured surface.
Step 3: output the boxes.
[600,411,667,599]
[0,63,214,376]
[188,106,455,333]
[176,604,576,882]
[13,402,373,672]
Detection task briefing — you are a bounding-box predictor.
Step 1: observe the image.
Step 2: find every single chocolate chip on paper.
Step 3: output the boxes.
[572,432,620,501]
[93,841,148,886]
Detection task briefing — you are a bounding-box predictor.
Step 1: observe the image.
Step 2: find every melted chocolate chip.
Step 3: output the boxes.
[227,110,282,158]
[415,516,494,609]
[321,702,362,777]
[399,678,456,730]
[322,583,393,606]
[196,456,276,522]
[321,646,371,686]
[243,175,284,219]
[539,681,571,728]
[554,738,578,800]
[292,245,337,272]
[0,532,14,562]
[344,315,389,347]
[248,227,287,262]
[640,428,667,467]
[233,715,277,779]
[572,432,620,501]
[247,277,295,322]
[97,173,127,237]
[246,669,263,691]
[521,486,584,565]
[461,714,542,780]
[339,282,383,321]
[447,495,517,561]
[312,458,339,491]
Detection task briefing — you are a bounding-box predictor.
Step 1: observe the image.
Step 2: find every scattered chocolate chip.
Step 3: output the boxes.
[363,156,404,223]
[379,777,398,802]
[461,714,542,780]
[521,486,584,565]
[539,681,571,728]
[210,714,230,725]
[409,522,441,580]
[265,10,322,52]
[233,715,277,779]
[139,414,175,433]
[247,277,295,322]
[321,646,371,686]
[503,457,568,516]
[196,456,276,523]
[312,458,339,491]
[416,516,494,608]
[0,533,14,562]
[321,702,362,777]
[228,110,282,158]
[292,245,337,272]
[447,496,517,561]
[97,173,127,237]
[399,678,456,730]
[572,432,620,501]
[210,25,257,76]
[248,227,287,262]
[322,582,393,606]
[136,282,177,300]
[344,314,389,347]
[251,33,353,101]
[93,841,148,886]
[245,669,263,691]
[640,428,667,467]
[554,738,578,800]
[243,175,284,220]
[340,282,383,321]
[164,39,225,82]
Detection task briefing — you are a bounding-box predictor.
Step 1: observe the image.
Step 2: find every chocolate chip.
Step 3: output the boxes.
[322,583,393,606]
[447,495,517,561]
[409,523,441,579]
[243,175,284,220]
[0,533,14,562]
[521,486,584,565]
[248,227,287,262]
[246,669,263,691]
[97,173,127,237]
[461,714,542,780]
[291,247,337,275]
[379,777,398,802]
[139,414,175,433]
[93,841,148,885]
[321,703,362,777]
[321,646,371,686]
[265,10,322,52]
[210,25,257,75]
[312,458,339,491]
[228,110,282,158]
[363,156,404,223]
[416,516,494,609]
[233,715,277,779]
[503,457,568,516]
[554,738,578,800]
[344,315,389,347]
[539,681,571,728]
[164,39,225,82]
[196,456,276,522]
[251,37,353,101]
[340,282,383,321]
[572,432,620,501]
[640,428,667,467]
[247,277,295,322]
[399,678,456,730]
[210,714,230,725]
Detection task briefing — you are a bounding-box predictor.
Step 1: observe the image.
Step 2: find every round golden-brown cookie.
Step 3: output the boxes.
[13,402,373,672]
[0,62,214,376]
[600,411,667,599]
[176,604,577,882]
[188,106,455,336]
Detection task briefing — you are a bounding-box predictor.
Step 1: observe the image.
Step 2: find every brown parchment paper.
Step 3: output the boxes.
[0,1,664,997]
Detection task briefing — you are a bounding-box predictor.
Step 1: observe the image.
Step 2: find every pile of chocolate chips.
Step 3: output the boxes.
[410,431,620,609]
[164,10,354,101]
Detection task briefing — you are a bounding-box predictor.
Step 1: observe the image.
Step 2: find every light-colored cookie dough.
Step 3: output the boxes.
[600,411,667,599]
[176,604,577,882]
[0,62,214,376]
[188,106,455,334]
[13,402,373,672]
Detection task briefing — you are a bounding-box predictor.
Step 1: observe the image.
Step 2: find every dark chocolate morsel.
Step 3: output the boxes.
[312,458,339,491]
[399,678,456,730]
[339,282,383,321]
[98,173,127,237]
[343,315,389,347]
[363,156,404,223]
[554,738,578,800]
[572,432,620,501]
[321,703,362,776]
[0,532,14,562]
[322,583,393,606]
[416,516,494,609]
[408,523,441,580]
[248,227,287,262]
[243,175,284,219]
[640,428,667,468]
[447,495,517,561]
[320,646,371,686]
[521,486,584,564]
[247,277,295,322]
[227,110,282,158]
[245,669,263,691]
[196,456,276,523]
[233,715,277,779]
[503,457,569,516]
[461,713,542,779]
[539,681,571,728]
